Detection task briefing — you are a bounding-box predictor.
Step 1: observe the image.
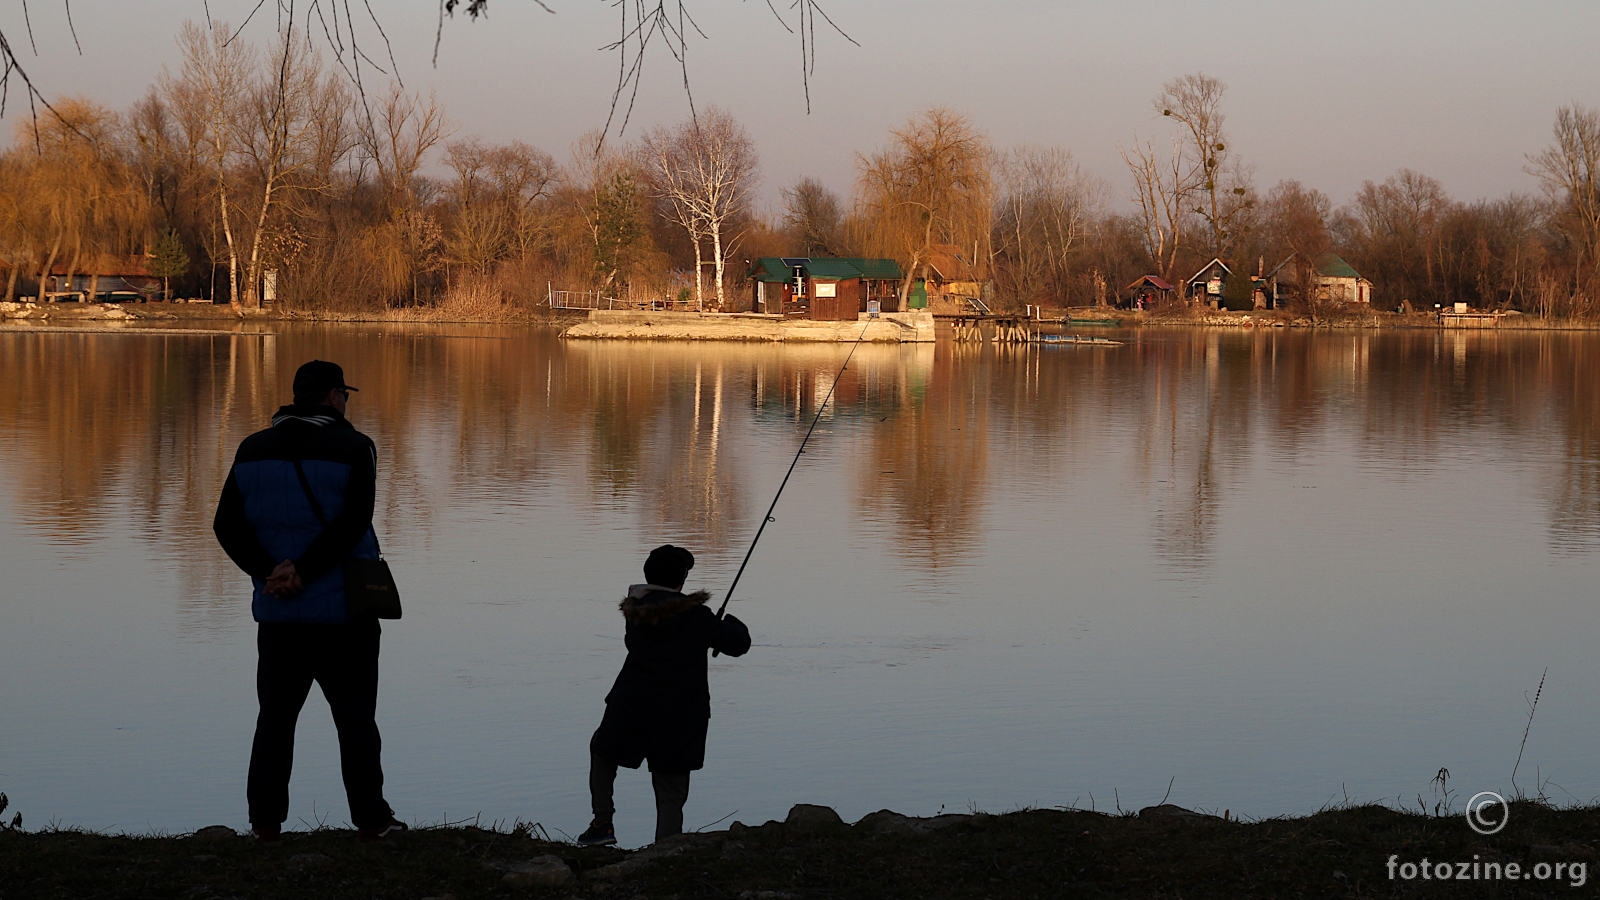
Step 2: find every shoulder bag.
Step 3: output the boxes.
[290,458,402,620]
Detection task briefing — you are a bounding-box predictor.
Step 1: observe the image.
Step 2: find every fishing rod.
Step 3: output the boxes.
[712,318,873,647]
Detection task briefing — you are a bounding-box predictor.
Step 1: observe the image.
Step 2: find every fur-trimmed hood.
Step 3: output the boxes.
[620,584,711,625]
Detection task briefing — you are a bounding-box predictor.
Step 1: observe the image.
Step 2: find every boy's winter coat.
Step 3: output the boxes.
[591,585,751,772]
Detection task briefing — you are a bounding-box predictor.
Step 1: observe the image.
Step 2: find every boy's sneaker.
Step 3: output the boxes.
[248,823,281,843]
[357,816,408,842]
[576,820,616,846]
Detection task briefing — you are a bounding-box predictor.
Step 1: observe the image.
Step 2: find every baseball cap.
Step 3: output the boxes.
[292,360,359,403]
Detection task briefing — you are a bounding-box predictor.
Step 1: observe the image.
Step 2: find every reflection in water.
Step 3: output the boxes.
[9,326,1600,588]
[11,327,1600,583]
[862,343,988,565]
[7,324,1600,831]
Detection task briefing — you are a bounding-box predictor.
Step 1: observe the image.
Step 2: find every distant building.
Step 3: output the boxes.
[1268,253,1372,307]
[1185,258,1233,306]
[919,244,986,315]
[1125,275,1174,308]
[46,254,161,300]
[747,257,904,320]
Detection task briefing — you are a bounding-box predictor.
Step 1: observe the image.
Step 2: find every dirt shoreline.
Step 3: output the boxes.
[2,801,1596,897]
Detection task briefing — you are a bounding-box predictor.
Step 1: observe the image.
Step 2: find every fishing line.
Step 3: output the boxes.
[713,317,873,630]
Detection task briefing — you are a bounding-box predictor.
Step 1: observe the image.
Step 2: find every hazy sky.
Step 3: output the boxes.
[8,1,1600,216]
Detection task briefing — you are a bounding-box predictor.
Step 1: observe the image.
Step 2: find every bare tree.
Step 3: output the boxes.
[992,146,1099,306]
[1156,72,1250,258]
[857,107,992,306]
[1120,135,1190,284]
[642,125,708,307]
[443,139,511,276]
[234,26,349,308]
[641,108,758,310]
[442,137,558,280]
[1529,103,1600,300]
[1338,168,1449,308]
[1262,179,1332,315]
[356,85,447,304]
[781,177,845,256]
[486,141,559,264]
[357,85,447,215]
[166,21,252,306]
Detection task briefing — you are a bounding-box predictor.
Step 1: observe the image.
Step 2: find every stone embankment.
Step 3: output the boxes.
[562,309,937,342]
[0,300,146,322]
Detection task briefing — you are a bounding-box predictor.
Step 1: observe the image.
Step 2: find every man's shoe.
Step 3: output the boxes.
[576,820,616,846]
[248,823,281,843]
[357,817,408,842]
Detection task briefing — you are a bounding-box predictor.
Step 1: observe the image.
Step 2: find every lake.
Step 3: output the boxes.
[1,323,1596,843]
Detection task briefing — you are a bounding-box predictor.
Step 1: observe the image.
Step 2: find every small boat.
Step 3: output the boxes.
[1029,333,1123,346]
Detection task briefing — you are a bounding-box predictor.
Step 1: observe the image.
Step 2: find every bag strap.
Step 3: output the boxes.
[290,456,383,557]
[290,458,328,525]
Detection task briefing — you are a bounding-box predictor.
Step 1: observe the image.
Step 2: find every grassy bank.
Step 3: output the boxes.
[4,802,1597,898]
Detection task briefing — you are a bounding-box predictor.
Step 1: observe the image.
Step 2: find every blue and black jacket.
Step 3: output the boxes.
[214,404,380,623]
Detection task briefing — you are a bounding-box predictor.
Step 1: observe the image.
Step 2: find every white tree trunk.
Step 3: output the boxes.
[692,230,704,310]
[710,221,725,310]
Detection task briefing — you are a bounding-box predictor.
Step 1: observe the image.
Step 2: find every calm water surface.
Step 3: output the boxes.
[1,323,1597,841]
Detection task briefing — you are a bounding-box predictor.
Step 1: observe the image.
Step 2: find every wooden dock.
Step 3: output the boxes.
[1438,310,1503,328]
[949,315,1122,346]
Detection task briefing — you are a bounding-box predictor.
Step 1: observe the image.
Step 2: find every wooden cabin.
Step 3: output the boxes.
[1125,274,1174,309]
[1268,253,1373,307]
[46,254,161,301]
[1185,258,1232,306]
[920,244,984,315]
[747,257,904,320]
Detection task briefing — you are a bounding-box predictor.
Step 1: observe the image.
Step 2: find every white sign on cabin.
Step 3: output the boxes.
[814,282,837,298]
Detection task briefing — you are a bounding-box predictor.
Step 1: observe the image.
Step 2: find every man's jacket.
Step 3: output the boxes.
[214,404,379,623]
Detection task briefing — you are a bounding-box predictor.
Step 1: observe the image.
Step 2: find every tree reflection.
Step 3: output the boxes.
[8,325,1600,636]
[860,343,987,565]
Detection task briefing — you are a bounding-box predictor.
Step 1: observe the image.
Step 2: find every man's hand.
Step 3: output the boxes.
[265,559,304,598]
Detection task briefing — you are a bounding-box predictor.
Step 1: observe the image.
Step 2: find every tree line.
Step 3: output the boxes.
[0,33,1596,317]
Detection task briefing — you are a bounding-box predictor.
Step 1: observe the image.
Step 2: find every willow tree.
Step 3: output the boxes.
[13,98,147,302]
[356,85,448,304]
[857,107,992,306]
[0,151,32,300]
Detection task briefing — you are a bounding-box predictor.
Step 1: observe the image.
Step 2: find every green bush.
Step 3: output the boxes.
[1221,275,1256,312]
